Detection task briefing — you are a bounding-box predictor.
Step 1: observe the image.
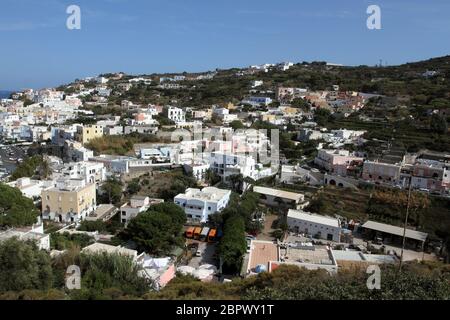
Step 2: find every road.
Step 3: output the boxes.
[188,242,218,268]
[0,144,27,174]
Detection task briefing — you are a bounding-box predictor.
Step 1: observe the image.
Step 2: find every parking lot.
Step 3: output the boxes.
[186,240,218,268]
[0,144,27,174]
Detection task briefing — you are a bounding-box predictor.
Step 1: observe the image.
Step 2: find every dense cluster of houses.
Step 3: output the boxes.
[0,65,447,290]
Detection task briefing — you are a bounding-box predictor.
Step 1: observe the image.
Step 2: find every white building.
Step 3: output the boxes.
[0,222,50,251]
[253,186,304,209]
[242,96,273,106]
[174,187,231,223]
[119,196,154,224]
[164,106,186,123]
[251,80,264,88]
[56,161,106,185]
[209,152,273,181]
[287,209,341,242]
[7,178,54,200]
[183,162,210,182]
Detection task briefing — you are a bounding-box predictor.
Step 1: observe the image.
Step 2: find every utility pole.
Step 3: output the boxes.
[398,176,413,273]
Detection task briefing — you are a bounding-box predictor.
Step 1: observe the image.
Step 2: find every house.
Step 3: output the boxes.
[138,255,176,290]
[332,250,397,270]
[242,96,273,106]
[41,178,96,223]
[174,187,231,223]
[298,128,323,142]
[75,124,104,145]
[274,242,338,274]
[209,152,273,181]
[65,141,94,162]
[56,161,106,185]
[251,80,263,88]
[287,209,341,242]
[85,204,118,222]
[183,162,210,182]
[212,107,238,123]
[7,177,54,200]
[279,165,323,185]
[82,243,141,261]
[245,240,338,277]
[277,62,294,71]
[0,222,50,251]
[410,159,450,192]
[253,186,304,209]
[124,125,158,135]
[103,125,124,136]
[163,106,186,123]
[246,240,279,276]
[362,161,403,185]
[314,149,364,176]
[277,87,308,102]
[119,196,151,224]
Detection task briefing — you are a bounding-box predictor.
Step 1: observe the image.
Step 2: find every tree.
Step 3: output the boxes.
[0,238,53,293]
[291,98,310,111]
[430,114,448,134]
[120,203,186,255]
[218,215,247,274]
[227,174,244,193]
[314,108,332,126]
[10,155,45,180]
[99,177,123,205]
[0,183,39,227]
[126,179,141,195]
[71,252,151,299]
[229,120,245,130]
[205,169,221,186]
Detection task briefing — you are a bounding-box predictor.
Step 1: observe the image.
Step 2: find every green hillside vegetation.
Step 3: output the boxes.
[0,183,39,227]
[1,238,448,300]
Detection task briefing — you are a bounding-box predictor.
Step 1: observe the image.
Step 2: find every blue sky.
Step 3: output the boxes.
[1,0,450,90]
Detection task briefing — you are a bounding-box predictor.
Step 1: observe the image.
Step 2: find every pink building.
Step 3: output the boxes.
[362,161,402,184]
[314,149,364,176]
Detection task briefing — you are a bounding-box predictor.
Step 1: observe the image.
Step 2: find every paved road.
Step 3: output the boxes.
[0,144,27,174]
[188,242,218,268]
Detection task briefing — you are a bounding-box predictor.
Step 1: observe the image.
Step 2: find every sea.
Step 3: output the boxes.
[0,90,13,99]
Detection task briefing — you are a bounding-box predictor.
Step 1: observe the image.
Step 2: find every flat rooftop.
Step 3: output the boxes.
[178,187,231,202]
[332,250,397,264]
[361,220,428,242]
[82,243,137,258]
[254,186,304,202]
[87,204,117,220]
[288,209,340,228]
[282,246,335,266]
[247,240,279,272]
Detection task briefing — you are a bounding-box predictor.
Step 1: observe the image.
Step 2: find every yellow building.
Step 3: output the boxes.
[279,106,300,115]
[75,125,103,144]
[261,114,277,122]
[41,179,96,223]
